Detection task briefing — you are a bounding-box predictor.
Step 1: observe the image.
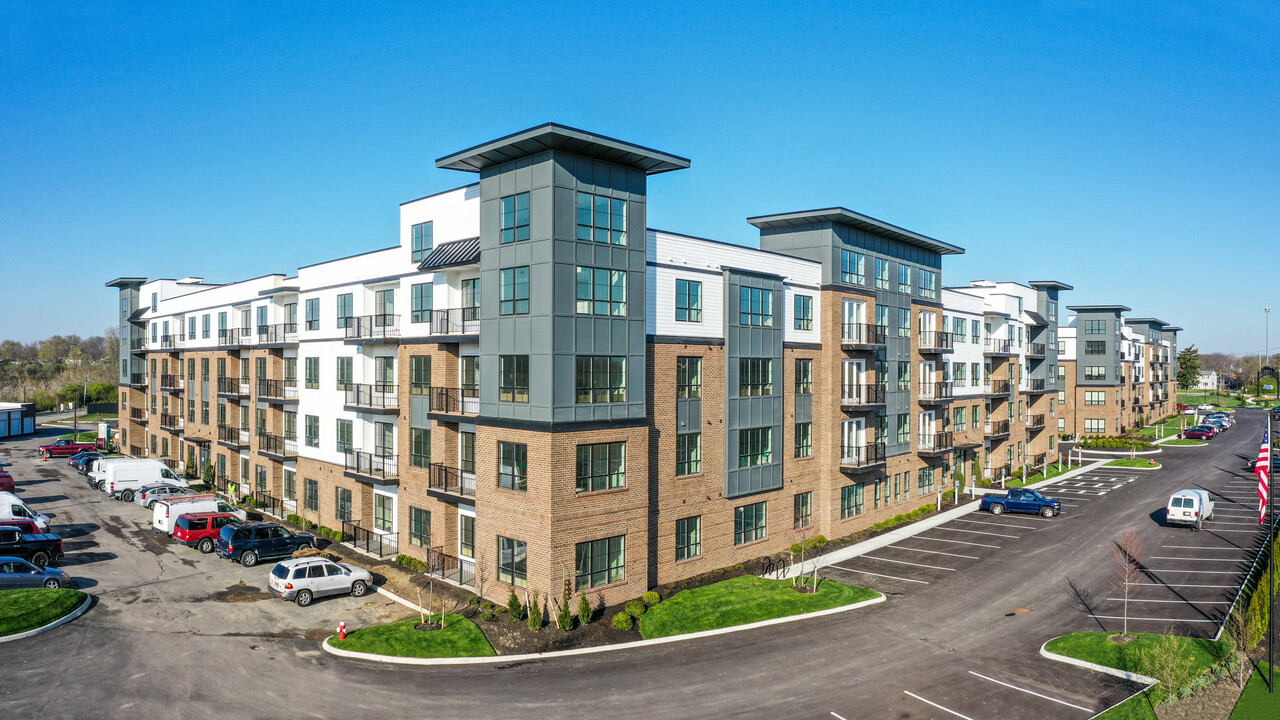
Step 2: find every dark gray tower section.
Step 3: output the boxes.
[1068,305,1131,388]
[106,277,148,386]
[723,269,785,498]
[1028,281,1072,392]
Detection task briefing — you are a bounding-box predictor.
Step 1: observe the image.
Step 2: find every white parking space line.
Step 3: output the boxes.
[1107,598,1230,605]
[1206,520,1263,526]
[914,536,1002,549]
[1060,503,1080,508]
[936,527,1020,539]
[1088,614,1218,623]
[1149,556,1243,562]
[1208,529,1263,534]
[889,545,980,560]
[1132,583,1235,589]
[1147,569,1241,574]
[829,565,929,584]
[967,671,1093,713]
[1162,546,1247,552]
[830,713,849,720]
[863,556,955,571]
[903,691,977,720]
[954,518,1039,531]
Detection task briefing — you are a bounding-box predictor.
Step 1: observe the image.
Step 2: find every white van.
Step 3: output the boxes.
[0,491,51,531]
[152,494,246,534]
[89,457,152,491]
[1167,489,1215,529]
[104,460,188,502]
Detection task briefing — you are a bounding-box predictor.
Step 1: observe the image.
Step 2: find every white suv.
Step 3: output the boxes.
[267,557,373,607]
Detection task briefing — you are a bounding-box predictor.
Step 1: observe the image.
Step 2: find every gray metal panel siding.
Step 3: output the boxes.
[723,271,784,498]
[1032,287,1060,389]
[1074,309,1122,386]
[409,395,431,430]
[676,398,701,434]
[795,393,812,425]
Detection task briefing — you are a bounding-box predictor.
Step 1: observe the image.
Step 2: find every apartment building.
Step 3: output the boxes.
[106,123,1169,605]
[1057,307,1180,436]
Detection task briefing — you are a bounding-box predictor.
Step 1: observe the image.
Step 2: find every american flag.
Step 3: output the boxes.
[1257,428,1271,525]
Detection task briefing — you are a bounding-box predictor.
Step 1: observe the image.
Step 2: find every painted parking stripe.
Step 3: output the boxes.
[934,527,1020,539]
[863,556,954,571]
[914,536,1001,549]
[1147,569,1241,574]
[1088,614,1218,623]
[1206,520,1263,526]
[1060,503,1081,507]
[903,691,977,720]
[1130,583,1235,588]
[830,713,849,720]
[1149,556,1243,562]
[889,545,980,560]
[829,565,929,584]
[1208,529,1264,534]
[967,671,1093,713]
[953,518,1039,531]
[1162,545,1247,551]
[1107,598,1230,605]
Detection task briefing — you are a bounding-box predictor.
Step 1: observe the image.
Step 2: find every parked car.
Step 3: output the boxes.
[103,460,187,501]
[0,468,13,494]
[1166,489,1214,530]
[0,525,64,567]
[134,483,197,509]
[38,438,100,459]
[171,512,241,553]
[215,522,316,567]
[980,488,1062,517]
[87,456,145,489]
[1181,426,1216,440]
[70,452,112,474]
[1201,419,1229,433]
[0,492,50,531]
[1244,457,1280,473]
[267,556,373,607]
[0,519,42,535]
[66,450,98,466]
[152,495,247,535]
[1176,404,1189,411]
[1197,403,1215,411]
[0,556,70,588]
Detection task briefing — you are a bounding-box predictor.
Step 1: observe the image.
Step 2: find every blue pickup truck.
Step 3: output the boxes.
[980,488,1062,517]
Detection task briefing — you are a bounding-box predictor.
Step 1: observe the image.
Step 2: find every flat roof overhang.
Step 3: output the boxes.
[436,123,690,175]
[747,207,964,256]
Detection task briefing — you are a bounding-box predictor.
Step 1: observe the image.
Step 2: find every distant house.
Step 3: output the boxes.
[0,402,35,438]
[1196,371,1218,391]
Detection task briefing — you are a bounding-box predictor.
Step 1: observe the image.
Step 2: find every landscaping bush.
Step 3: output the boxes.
[479,610,493,620]
[625,600,647,618]
[578,593,592,625]
[611,612,633,631]
[527,593,541,631]
[507,591,523,622]
[394,554,430,573]
[315,526,346,543]
[643,590,661,605]
[1075,435,1155,451]
[871,506,936,533]
[286,514,318,531]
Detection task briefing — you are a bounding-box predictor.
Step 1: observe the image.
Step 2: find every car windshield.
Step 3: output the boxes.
[1171,497,1183,507]
[1026,490,1045,500]
[270,565,289,580]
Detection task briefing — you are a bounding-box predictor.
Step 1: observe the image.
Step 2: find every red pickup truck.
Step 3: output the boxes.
[39,438,102,459]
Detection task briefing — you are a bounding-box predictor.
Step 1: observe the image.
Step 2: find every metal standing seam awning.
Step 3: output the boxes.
[417,238,480,271]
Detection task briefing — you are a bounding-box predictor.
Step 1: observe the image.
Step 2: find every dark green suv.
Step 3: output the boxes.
[214,522,316,567]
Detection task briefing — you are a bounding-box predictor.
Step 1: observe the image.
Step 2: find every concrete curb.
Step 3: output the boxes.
[1154,439,1206,447]
[1039,639,1160,685]
[1073,448,1162,456]
[321,593,886,665]
[0,592,92,643]
[1101,463,1161,471]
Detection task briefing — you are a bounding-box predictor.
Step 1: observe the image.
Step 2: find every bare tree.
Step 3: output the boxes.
[1111,525,1144,640]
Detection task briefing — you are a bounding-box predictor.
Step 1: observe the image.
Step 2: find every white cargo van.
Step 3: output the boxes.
[152,494,246,534]
[89,457,152,491]
[1167,489,1215,529]
[0,491,51,531]
[104,460,187,502]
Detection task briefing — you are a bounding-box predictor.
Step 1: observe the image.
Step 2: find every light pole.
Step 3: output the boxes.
[1266,307,1272,400]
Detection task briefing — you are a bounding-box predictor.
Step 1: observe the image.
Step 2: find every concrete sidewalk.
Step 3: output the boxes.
[778,458,1110,579]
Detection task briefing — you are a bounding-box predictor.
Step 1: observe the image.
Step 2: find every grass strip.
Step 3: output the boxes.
[0,588,87,636]
[1106,458,1160,468]
[1161,439,1206,446]
[1229,661,1273,719]
[328,615,495,658]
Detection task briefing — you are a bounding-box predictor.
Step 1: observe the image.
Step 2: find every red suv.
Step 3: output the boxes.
[172,512,241,554]
[0,470,13,494]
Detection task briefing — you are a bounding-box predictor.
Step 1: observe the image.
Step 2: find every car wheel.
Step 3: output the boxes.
[350,580,368,597]
[148,500,157,510]
[43,578,61,589]
[240,550,258,568]
[1040,506,1054,518]
[31,551,50,568]
[990,503,1004,515]
[295,589,313,607]
[120,490,134,502]
[197,538,214,554]
[96,480,106,491]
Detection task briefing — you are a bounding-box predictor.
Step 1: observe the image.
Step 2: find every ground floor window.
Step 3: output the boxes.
[335,487,352,523]
[918,467,935,493]
[575,535,625,589]
[283,469,296,501]
[1085,418,1105,433]
[793,492,811,529]
[734,501,767,545]
[675,517,700,561]
[304,479,318,512]
[374,494,394,533]
[841,484,864,519]
[409,507,429,548]
[498,536,527,587]
[255,465,266,493]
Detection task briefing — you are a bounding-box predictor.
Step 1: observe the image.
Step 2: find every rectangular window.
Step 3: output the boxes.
[738,427,773,467]
[1085,341,1106,355]
[919,467,935,493]
[676,357,701,399]
[201,314,210,338]
[896,413,910,444]
[734,501,767,545]
[336,293,353,329]
[1084,418,1106,433]
[576,191,627,245]
[411,283,432,323]
[575,266,627,316]
[304,358,319,389]
[841,484,864,519]
[335,357,352,391]
[875,258,890,289]
[794,492,812,529]
[953,406,967,431]
[1085,390,1107,405]
[576,442,626,493]
[374,494,393,533]
[795,359,813,394]
[876,305,889,331]
[897,361,911,391]
[335,487,352,523]
[283,358,296,387]
[1084,319,1106,334]
[840,250,865,284]
[201,401,209,425]
[897,307,911,337]
[283,469,296,501]
[1084,366,1107,381]
[676,433,701,476]
[498,442,528,491]
[498,536,527,587]
[410,428,430,468]
[304,415,319,448]
[953,363,967,386]
[411,221,433,262]
[575,535,625,589]
[305,298,319,330]
[897,264,911,294]
[675,279,702,322]
[459,515,475,558]
[498,355,530,403]
[304,479,318,512]
[919,269,937,299]
[794,422,812,458]
[335,419,353,453]
[739,287,773,326]
[1048,301,1057,320]
[575,356,626,403]
[675,516,701,561]
[500,192,531,244]
[793,294,812,330]
[409,507,430,548]
[739,358,773,396]
[499,267,529,315]
[188,316,196,340]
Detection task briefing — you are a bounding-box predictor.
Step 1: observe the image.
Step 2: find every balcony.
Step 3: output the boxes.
[984,339,1016,356]
[129,408,147,425]
[918,431,954,455]
[839,443,887,471]
[841,383,886,408]
[129,338,145,353]
[129,445,144,458]
[217,328,245,347]
[343,451,398,484]
[428,463,477,499]
[129,373,147,388]
[159,334,182,350]
[1027,342,1047,357]
[160,413,183,433]
[217,425,250,449]
[429,387,480,417]
[339,520,399,559]
[985,463,1011,480]
[342,314,400,344]
[427,307,480,337]
[256,378,299,403]
[160,374,182,393]
[258,432,298,460]
[343,383,399,413]
[1025,378,1048,393]
[1027,414,1046,431]
[988,379,1011,395]
[257,323,299,346]
[420,546,475,587]
[918,331,954,354]
[919,381,954,404]
[841,323,887,348]
[217,376,250,398]
[984,419,1011,437]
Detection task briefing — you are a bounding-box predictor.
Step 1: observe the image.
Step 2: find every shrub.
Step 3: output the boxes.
[578,593,592,625]
[481,601,494,611]
[468,596,480,605]
[642,590,661,605]
[611,612,633,631]
[527,593,541,631]
[625,600,647,618]
[508,591,523,622]
[394,554,429,573]
[479,610,493,620]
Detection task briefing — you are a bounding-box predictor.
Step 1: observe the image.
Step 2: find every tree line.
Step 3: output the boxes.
[0,330,120,411]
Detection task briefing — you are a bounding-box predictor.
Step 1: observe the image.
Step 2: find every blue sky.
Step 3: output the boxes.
[2,1,1276,353]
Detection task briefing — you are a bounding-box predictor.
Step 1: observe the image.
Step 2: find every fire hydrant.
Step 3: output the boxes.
[338,621,346,641]
[1148,459,1155,467]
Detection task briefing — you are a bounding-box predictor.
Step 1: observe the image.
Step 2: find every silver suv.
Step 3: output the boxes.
[134,483,197,508]
[267,557,373,607]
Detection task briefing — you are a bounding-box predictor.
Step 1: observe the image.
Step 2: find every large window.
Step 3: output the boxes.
[1084,418,1106,433]
[575,266,626,316]
[336,419,353,453]
[202,314,211,338]
[676,357,701,398]
[738,427,772,467]
[576,442,626,493]
[675,517,700,561]
[919,270,937,299]
[575,356,626,403]
[335,488,352,523]
[953,406,967,431]
[675,279,701,322]
[841,484,864,519]
[498,442,527,491]
[374,494,394,533]
[918,467,935,493]
[335,357,352,391]
[739,358,772,396]
[793,294,812,330]
[498,536,527,587]
[734,501,767,545]
[411,283,432,323]
[896,413,910,444]
[304,357,319,389]
[499,267,529,315]
[739,287,773,326]
[500,193,530,244]
[676,433,701,476]
[1085,340,1106,355]
[1084,319,1106,334]
[499,355,529,403]
[410,355,430,394]
[304,479,318,512]
[336,293,353,329]
[575,535,625,589]
[410,428,430,468]
[1085,390,1107,405]
[411,221,433,262]
[304,415,319,448]
[840,250,865,284]
[897,308,911,337]
[409,507,430,548]
[795,422,812,458]
[897,264,911,294]
[795,359,813,394]
[305,299,319,330]
[875,258,890,289]
[794,492,811,529]
[576,192,627,245]
[1084,366,1107,381]
[283,470,296,501]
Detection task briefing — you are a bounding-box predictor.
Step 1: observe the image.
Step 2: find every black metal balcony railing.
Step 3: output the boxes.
[1027,378,1047,393]
[421,546,475,587]
[160,334,182,349]
[340,520,399,558]
[158,457,178,470]
[918,431,954,453]
[130,408,147,424]
[429,386,480,415]
[160,413,182,432]
[989,379,1011,394]
[257,323,298,344]
[129,338,145,352]
[345,314,401,340]
[841,323,887,346]
[919,381,954,402]
[258,432,298,458]
[429,463,477,498]
[431,307,480,336]
[984,338,1015,354]
[345,383,398,409]
[841,384,886,406]
[1027,414,1046,430]
[987,463,1011,479]
[344,451,398,481]
[839,443,887,468]
[918,331,954,352]
[160,374,180,391]
[985,419,1011,436]
[129,373,147,386]
[217,328,244,346]
[1027,342,1047,356]
[129,445,144,458]
[217,376,250,396]
[218,425,250,447]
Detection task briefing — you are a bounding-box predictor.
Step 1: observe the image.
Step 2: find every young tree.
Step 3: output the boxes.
[1176,345,1201,390]
[1111,525,1145,640]
[184,447,198,479]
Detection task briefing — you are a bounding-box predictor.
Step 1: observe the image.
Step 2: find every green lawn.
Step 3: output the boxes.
[1230,661,1273,719]
[1178,392,1244,408]
[1135,416,1198,439]
[327,615,495,658]
[0,588,87,636]
[639,575,879,640]
[1006,461,1078,488]
[1162,439,1207,446]
[53,414,117,424]
[1106,458,1161,468]
[57,432,98,442]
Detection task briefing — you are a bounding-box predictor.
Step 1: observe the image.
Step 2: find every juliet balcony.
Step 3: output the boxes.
[839,443,887,471]
[344,314,400,344]
[918,331,954,354]
[841,323,887,349]
[918,381,954,405]
[841,383,887,409]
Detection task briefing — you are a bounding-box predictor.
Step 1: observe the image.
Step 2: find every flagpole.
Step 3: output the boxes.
[1269,409,1274,694]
